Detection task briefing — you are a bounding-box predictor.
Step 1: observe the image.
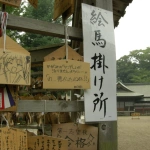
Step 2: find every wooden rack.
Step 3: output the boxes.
[0,1,119,149]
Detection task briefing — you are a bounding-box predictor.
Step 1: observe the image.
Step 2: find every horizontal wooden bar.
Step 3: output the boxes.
[19,89,71,94]
[17,100,84,112]
[4,14,83,41]
[31,71,43,76]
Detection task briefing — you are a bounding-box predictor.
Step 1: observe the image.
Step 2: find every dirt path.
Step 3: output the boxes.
[118,116,150,150]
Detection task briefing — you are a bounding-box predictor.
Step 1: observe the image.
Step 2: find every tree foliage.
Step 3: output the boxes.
[117,47,150,83]
[5,0,64,48]
[4,1,26,41]
[19,0,63,49]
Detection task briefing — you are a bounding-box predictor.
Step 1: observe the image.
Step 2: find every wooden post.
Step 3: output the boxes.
[96,0,113,11]
[2,4,5,11]
[95,0,118,150]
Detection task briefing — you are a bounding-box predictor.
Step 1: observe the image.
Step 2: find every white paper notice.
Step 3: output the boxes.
[82,3,117,122]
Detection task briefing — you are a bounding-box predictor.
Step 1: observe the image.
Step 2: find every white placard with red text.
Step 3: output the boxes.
[82,3,117,122]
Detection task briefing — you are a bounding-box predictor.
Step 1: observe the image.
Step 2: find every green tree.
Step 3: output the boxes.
[19,0,63,49]
[3,1,26,41]
[117,47,150,83]
[4,0,65,48]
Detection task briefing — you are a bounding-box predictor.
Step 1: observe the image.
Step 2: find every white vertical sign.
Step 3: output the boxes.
[82,3,117,122]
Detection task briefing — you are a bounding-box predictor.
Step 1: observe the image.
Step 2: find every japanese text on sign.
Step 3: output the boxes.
[0,127,27,150]
[82,3,117,122]
[43,60,90,89]
[52,123,98,150]
[27,135,68,150]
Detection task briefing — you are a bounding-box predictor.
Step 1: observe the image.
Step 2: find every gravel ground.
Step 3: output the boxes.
[118,116,150,150]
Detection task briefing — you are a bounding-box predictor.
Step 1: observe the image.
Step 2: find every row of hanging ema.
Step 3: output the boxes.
[0,3,90,110]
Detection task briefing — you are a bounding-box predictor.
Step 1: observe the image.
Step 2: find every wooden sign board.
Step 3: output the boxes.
[0,105,16,112]
[131,113,140,119]
[0,0,21,7]
[0,127,2,148]
[0,51,31,85]
[28,135,68,150]
[17,128,28,150]
[82,4,117,122]
[0,127,27,150]
[52,123,98,150]
[62,0,75,20]
[9,128,18,150]
[43,60,90,89]
[0,127,10,149]
[28,0,38,8]
[0,35,30,55]
[131,113,140,116]
[53,0,72,20]
[44,45,83,62]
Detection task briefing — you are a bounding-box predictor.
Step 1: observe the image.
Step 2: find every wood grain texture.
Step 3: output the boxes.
[96,0,113,11]
[17,100,84,112]
[53,0,72,20]
[0,0,21,7]
[4,14,82,41]
[95,0,118,150]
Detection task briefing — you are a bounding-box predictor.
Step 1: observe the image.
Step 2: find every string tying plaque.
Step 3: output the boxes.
[64,22,69,61]
[0,11,8,53]
[1,114,9,127]
[42,100,46,135]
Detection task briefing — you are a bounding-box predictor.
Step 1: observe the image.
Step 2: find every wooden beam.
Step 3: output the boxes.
[29,44,64,62]
[95,0,118,150]
[3,14,82,41]
[17,100,84,112]
[98,121,118,150]
[96,0,113,11]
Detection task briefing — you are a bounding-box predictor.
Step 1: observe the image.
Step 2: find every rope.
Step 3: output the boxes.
[64,21,69,61]
[42,100,46,135]
[1,114,9,127]
[0,11,8,53]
